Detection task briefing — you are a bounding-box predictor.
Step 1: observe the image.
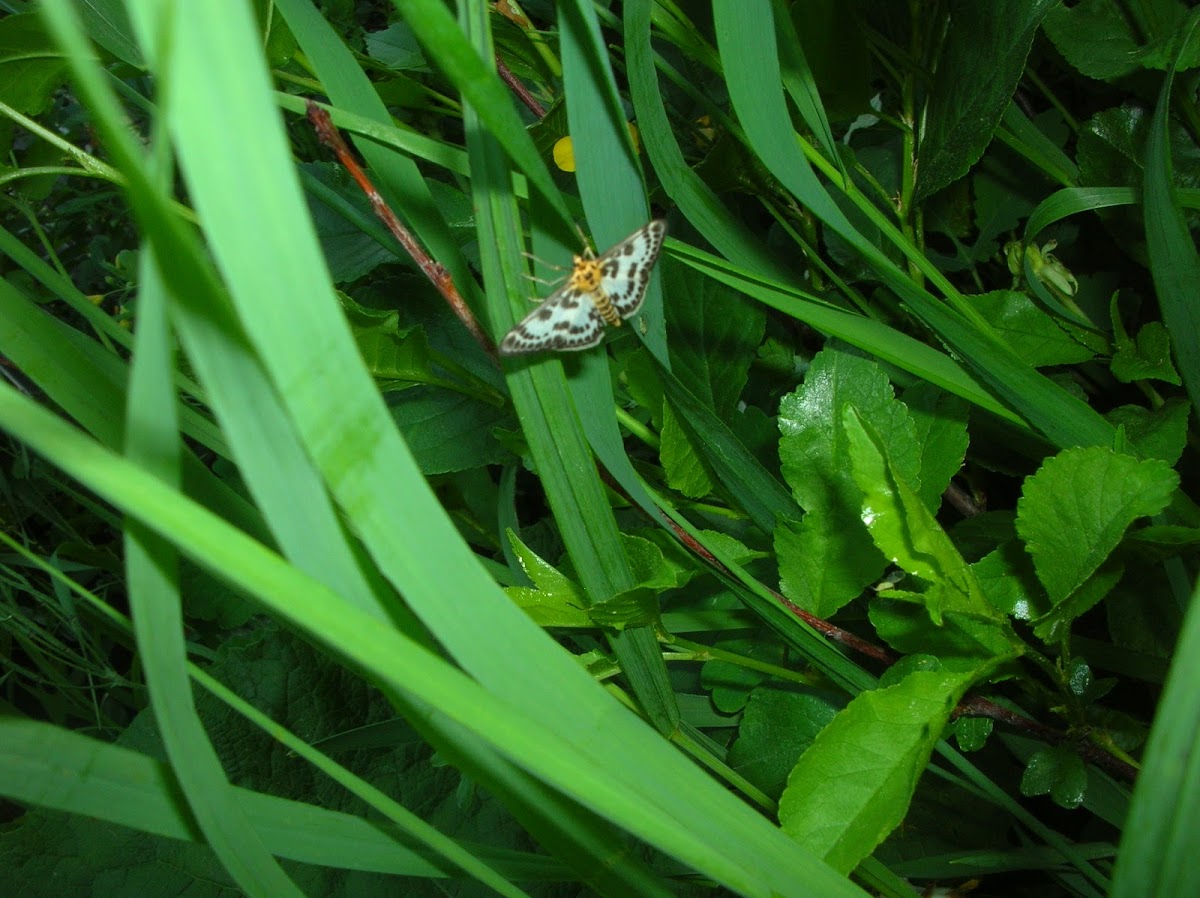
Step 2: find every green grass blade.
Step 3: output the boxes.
[122,258,301,897]
[624,0,793,280]
[712,0,1115,450]
[1143,20,1200,420]
[0,381,868,897]
[1110,578,1200,897]
[0,718,556,884]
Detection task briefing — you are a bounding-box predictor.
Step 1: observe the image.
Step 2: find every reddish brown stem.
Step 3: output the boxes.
[955,694,1137,782]
[305,102,498,360]
[496,55,546,118]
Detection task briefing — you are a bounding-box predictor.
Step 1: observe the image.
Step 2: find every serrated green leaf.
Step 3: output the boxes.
[779,669,976,874]
[660,400,715,498]
[1044,0,1200,80]
[970,290,1100,367]
[590,587,661,631]
[1015,447,1178,603]
[972,541,1049,621]
[664,261,766,416]
[842,407,1003,625]
[728,686,845,800]
[1106,399,1190,464]
[503,530,591,628]
[387,387,510,475]
[901,381,970,510]
[1032,558,1126,643]
[1111,321,1181,385]
[917,0,1058,200]
[776,513,884,618]
[869,598,1020,672]
[953,716,994,752]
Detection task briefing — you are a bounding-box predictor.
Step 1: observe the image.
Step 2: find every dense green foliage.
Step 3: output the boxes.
[2,1,1200,896]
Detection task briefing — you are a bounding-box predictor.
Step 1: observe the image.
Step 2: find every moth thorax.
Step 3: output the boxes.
[569,256,603,292]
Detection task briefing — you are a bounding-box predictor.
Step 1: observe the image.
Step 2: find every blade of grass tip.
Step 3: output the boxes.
[624,0,794,281]
[124,253,301,896]
[554,0,679,733]
[1143,21,1200,422]
[771,0,842,178]
[552,1,670,526]
[1023,187,1138,242]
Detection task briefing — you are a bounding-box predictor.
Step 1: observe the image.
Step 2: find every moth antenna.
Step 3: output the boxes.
[573,222,594,255]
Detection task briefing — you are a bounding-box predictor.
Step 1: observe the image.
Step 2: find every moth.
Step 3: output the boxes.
[499,219,667,356]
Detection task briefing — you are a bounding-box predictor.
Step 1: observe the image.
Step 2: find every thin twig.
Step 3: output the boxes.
[496,55,546,118]
[305,101,498,360]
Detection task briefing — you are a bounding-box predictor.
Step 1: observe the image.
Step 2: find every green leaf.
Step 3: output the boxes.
[953,716,994,752]
[776,514,881,619]
[1106,399,1190,464]
[660,400,715,498]
[970,290,1100,368]
[0,13,72,118]
[776,347,919,613]
[1020,746,1089,810]
[842,407,1003,625]
[779,669,976,874]
[869,595,1019,669]
[1016,447,1178,604]
[503,531,592,628]
[664,260,766,416]
[1032,558,1126,644]
[901,381,970,511]
[1111,578,1200,898]
[728,686,846,800]
[1111,321,1182,385]
[917,0,1058,200]
[1043,0,1200,80]
[387,387,510,475]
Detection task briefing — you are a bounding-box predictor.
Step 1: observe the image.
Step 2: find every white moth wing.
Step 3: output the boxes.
[598,219,667,317]
[498,219,667,356]
[498,286,605,355]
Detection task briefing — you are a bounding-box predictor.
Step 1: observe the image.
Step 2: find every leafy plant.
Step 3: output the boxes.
[1,1,1199,897]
